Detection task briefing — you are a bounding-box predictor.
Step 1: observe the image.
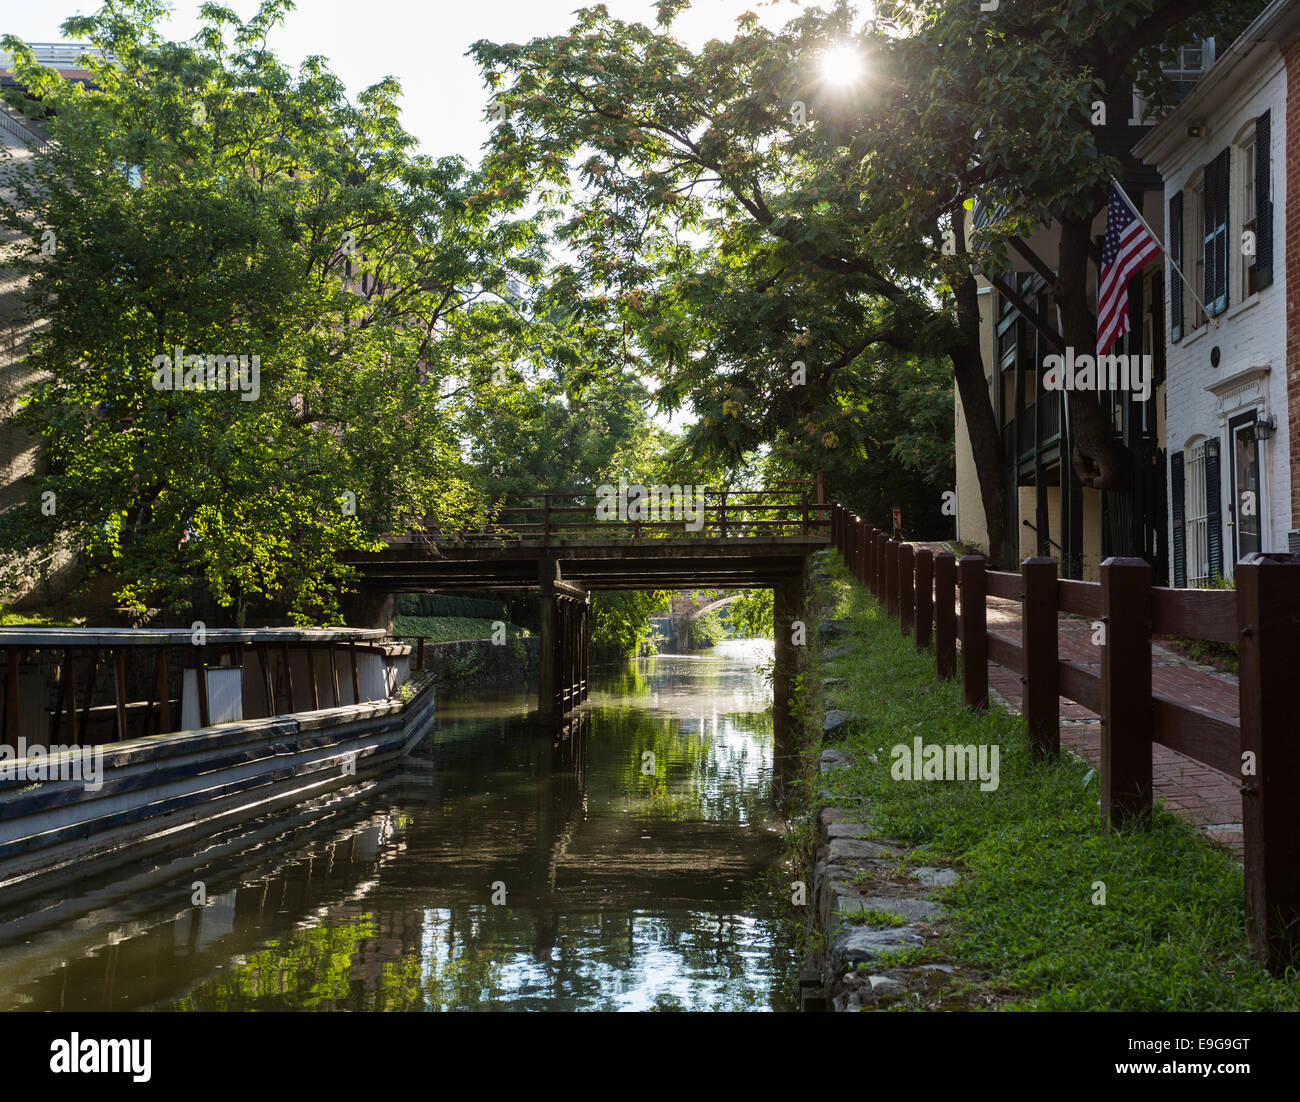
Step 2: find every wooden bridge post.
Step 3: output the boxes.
[538,597,559,721]
[580,596,590,702]
[4,647,18,747]
[898,543,914,637]
[1236,556,1300,970]
[1022,557,1060,759]
[957,555,987,709]
[914,549,933,651]
[1100,557,1153,829]
[934,553,957,680]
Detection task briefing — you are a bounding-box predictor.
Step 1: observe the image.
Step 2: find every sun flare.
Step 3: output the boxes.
[821,45,864,86]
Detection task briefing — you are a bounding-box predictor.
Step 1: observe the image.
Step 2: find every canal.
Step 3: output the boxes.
[0,640,799,1011]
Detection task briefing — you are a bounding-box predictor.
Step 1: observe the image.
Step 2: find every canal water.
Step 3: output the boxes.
[0,640,799,1011]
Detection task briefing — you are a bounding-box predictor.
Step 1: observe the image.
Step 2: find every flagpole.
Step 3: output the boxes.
[1110,176,1218,329]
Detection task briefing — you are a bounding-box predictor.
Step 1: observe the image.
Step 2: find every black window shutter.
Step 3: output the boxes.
[1170,450,1186,587]
[1205,440,1223,579]
[1204,148,1230,315]
[1253,110,1273,292]
[1169,191,1184,341]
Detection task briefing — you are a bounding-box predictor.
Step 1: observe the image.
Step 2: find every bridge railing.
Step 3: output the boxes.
[398,482,831,542]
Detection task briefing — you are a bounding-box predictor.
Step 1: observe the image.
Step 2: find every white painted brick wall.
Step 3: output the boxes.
[1154,53,1291,575]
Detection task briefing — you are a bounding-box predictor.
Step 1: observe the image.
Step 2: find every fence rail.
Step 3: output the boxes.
[392,481,831,543]
[830,502,1300,972]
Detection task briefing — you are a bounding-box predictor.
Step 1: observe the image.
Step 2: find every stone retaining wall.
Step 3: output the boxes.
[414,635,540,690]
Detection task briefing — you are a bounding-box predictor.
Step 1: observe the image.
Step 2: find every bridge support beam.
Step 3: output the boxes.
[538,560,590,724]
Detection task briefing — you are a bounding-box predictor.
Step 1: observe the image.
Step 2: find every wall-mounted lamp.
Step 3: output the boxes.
[1257,415,1277,440]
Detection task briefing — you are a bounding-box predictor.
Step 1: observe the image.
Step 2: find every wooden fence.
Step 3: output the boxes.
[830,502,1300,972]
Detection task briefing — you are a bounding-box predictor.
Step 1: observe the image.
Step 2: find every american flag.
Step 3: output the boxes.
[1098,182,1162,356]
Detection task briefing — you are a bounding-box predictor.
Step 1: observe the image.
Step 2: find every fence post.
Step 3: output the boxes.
[935,554,956,678]
[834,504,843,552]
[1022,557,1060,759]
[1236,555,1300,970]
[958,555,987,709]
[1100,557,1153,829]
[898,543,915,637]
[864,526,875,589]
[914,549,933,652]
[854,517,865,583]
[884,540,899,617]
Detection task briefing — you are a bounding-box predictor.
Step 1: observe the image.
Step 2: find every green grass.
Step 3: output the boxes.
[393,615,531,643]
[840,908,910,928]
[0,607,74,627]
[813,551,1300,1011]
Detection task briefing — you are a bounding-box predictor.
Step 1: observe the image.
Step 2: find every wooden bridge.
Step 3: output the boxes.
[345,482,830,723]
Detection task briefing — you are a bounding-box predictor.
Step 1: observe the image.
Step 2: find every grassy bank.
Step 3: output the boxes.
[812,552,1300,1010]
[393,615,531,643]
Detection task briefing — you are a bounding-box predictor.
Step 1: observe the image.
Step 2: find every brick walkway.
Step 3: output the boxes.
[980,595,1244,858]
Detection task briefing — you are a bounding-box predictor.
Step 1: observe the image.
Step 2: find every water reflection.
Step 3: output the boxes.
[0,640,796,1011]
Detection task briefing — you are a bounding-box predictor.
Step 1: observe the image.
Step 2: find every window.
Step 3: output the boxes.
[1164,39,1216,97]
[1202,147,1230,317]
[1185,441,1210,585]
[1189,179,1206,328]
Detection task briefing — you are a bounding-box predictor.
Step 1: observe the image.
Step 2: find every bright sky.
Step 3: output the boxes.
[3,0,812,161]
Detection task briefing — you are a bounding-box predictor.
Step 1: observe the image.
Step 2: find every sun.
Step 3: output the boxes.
[821,44,864,86]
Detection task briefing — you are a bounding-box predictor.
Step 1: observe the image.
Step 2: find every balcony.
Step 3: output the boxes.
[1001,390,1064,465]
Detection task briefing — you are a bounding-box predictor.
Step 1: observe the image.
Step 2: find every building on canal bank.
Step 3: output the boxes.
[1134,0,1300,583]
[954,39,1223,581]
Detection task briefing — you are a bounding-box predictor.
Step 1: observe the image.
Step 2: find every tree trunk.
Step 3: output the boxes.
[1056,213,1129,491]
[951,266,1008,565]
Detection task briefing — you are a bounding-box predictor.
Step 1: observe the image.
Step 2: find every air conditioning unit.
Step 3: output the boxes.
[1288,530,1300,554]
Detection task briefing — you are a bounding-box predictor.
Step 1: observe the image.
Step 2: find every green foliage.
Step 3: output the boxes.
[393,615,529,643]
[725,589,774,640]
[471,0,1252,538]
[591,589,672,658]
[0,0,548,622]
[687,608,727,649]
[445,652,482,680]
[394,594,505,620]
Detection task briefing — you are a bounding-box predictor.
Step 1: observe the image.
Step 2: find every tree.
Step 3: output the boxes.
[471,0,1252,562]
[0,0,544,621]
[590,588,671,658]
